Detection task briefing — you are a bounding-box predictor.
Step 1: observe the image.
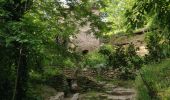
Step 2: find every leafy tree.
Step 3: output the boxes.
[126,0,170,62]
[0,0,108,99]
[126,1,170,98]
[100,0,135,34]
[126,0,170,30]
[0,0,33,99]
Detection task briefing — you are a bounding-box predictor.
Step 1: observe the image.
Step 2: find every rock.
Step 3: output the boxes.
[71,93,79,100]
[98,81,106,85]
[107,96,114,100]
[49,92,64,100]
[107,95,133,100]
[71,81,79,92]
[111,88,135,96]
[105,91,113,94]
[99,94,108,99]
[104,84,117,91]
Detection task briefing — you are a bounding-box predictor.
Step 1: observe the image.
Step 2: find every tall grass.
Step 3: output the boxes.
[136,59,170,100]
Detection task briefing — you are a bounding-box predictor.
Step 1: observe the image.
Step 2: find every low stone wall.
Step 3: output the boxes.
[63,68,119,80]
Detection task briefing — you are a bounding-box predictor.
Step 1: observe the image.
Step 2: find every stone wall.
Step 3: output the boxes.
[70,22,101,52]
[63,68,119,80]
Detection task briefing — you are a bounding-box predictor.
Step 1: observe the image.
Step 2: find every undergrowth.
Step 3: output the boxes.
[136,59,170,100]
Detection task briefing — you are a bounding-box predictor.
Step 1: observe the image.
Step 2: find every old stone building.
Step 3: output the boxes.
[71,23,101,52]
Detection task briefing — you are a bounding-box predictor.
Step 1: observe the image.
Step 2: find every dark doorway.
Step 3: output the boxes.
[82,50,89,55]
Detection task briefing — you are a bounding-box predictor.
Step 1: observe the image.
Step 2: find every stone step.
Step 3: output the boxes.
[107,95,135,100]
[111,88,135,96]
[98,91,136,100]
[49,92,64,100]
[71,93,80,100]
[99,94,108,99]
[104,84,117,91]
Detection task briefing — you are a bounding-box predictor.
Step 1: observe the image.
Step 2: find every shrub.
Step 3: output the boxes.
[145,30,170,62]
[109,46,128,68]
[90,44,143,79]
[108,44,143,79]
[126,43,143,70]
[99,44,114,56]
[27,67,63,100]
[84,52,107,69]
[63,58,76,68]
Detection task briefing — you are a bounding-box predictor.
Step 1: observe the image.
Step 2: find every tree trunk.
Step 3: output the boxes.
[13,48,29,100]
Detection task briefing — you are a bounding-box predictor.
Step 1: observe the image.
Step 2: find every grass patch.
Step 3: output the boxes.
[135,59,170,100]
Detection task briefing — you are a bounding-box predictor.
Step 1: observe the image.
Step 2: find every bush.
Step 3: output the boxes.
[84,52,107,69]
[26,67,62,100]
[107,44,143,79]
[63,58,76,68]
[145,30,170,62]
[109,46,128,68]
[87,44,143,79]
[99,44,114,56]
[126,43,143,70]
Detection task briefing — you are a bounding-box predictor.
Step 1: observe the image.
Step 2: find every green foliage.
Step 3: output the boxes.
[26,84,58,100]
[28,67,69,99]
[145,29,170,62]
[135,75,151,100]
[100,0,135,34]
[126,0,170,62]
[99,44,114,56]
[151,0,170,30]
[99,44,143,79]
[109,46,127,68]
[0,0,109,99]
[110,44,141,68]
[119,44,143,79]
[126,43,143,70]
[136,59,170,99]
[107,44,143,79]
[84,52,107,68]
[127,1,170,98]
[0,0,35,99]
[126,0,170,30]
